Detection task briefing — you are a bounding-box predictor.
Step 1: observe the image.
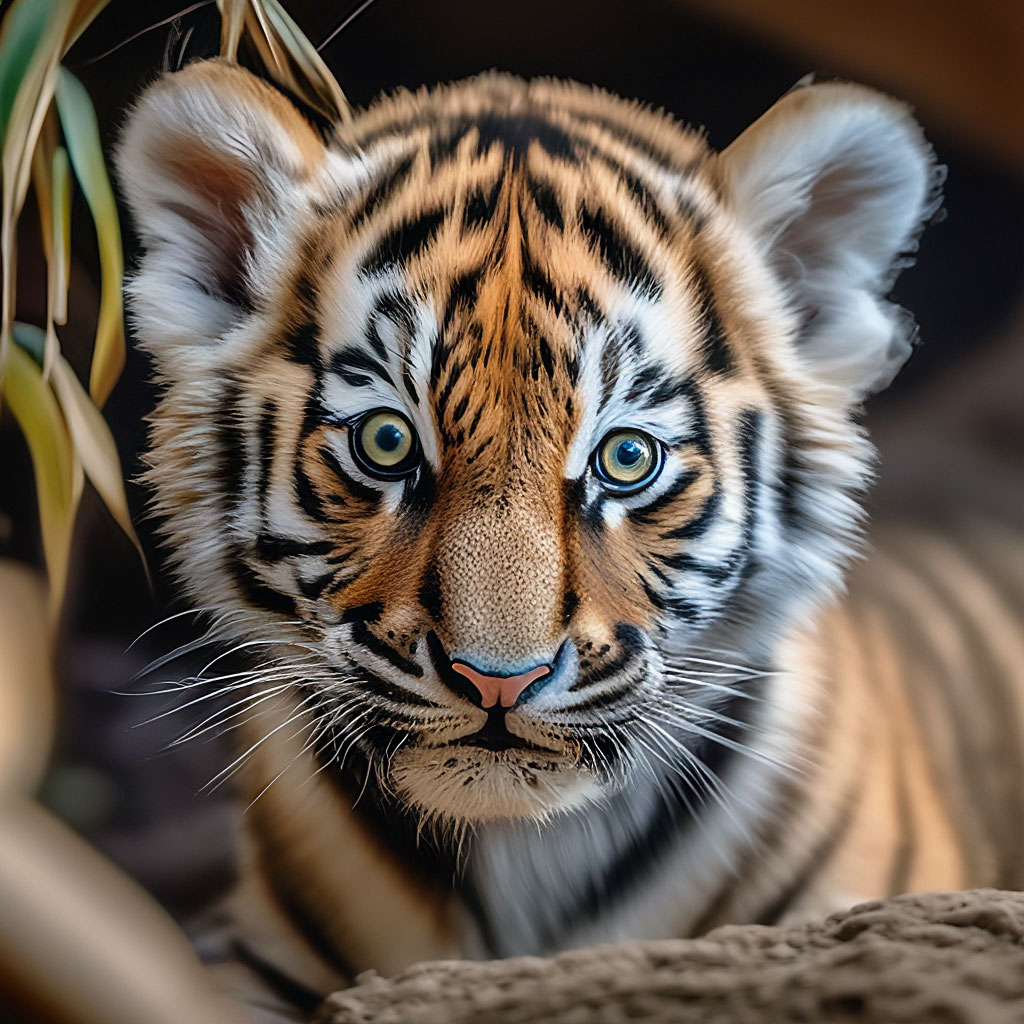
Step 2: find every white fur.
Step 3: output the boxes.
[719,81,941,398]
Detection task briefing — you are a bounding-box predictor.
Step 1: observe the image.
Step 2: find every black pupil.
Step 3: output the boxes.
[616,439,644,467]
[375,423,403,453]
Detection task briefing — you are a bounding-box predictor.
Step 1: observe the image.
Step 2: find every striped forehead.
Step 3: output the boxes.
[280,100,743,467]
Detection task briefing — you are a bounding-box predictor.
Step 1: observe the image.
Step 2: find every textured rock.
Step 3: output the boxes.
[313,890,1024,1023]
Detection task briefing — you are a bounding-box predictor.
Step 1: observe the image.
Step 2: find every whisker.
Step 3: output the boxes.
[77,1,215,66]
[201,695,321,793]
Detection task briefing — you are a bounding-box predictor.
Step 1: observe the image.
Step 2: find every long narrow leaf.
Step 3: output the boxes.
[51,146,72,327]
[3,338,79,616]
[0,0,51,141]
[54,67,124,406]
[49,352,147,573]
[216,0,350,124]
[0,0,78,377]
[260,0,350,123]
[216,0,247,61]
[29,111,63,377]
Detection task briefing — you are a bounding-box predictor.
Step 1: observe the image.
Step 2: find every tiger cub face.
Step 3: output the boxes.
[118,61,938,825]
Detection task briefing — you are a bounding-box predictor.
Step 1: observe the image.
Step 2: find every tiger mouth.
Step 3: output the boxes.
[448,707,548,752]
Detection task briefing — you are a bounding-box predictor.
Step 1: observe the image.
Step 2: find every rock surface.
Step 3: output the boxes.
[313,889,1024,1023]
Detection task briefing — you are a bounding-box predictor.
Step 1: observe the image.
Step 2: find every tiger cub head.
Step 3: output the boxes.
[117,61,939,825]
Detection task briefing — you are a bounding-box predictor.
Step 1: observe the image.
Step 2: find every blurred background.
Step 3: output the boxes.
[0,0,1022,1016]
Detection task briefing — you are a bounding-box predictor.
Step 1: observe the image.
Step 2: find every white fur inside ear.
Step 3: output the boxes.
[720,82,942,398]
[116,61,334,353]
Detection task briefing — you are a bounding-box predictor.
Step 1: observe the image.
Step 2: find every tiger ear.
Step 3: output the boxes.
[717,81,943,399]
[116,60,339,349]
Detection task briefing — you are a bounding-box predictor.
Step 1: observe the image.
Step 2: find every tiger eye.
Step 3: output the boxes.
[351,409,419,478]
[594,429,663,493]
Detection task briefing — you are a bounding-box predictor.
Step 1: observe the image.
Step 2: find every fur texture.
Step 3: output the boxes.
[115,62,1022,1010]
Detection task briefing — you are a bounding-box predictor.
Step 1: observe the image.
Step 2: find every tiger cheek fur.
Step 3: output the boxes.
[116,58,972,980]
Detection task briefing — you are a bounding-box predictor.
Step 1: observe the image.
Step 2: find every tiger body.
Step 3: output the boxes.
[116,61,1024,1011]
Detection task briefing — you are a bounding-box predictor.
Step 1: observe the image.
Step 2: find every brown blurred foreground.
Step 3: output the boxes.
[0,563,240,1024]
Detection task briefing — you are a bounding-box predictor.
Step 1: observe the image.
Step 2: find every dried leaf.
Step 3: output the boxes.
[54,67,125,407]
[29,111,64,378]
[3,338,79,617]
[215,0,350,125]
[49,350,147,575]
[51,146,72,327]
[259,0,350,123]
[216,0,246,61]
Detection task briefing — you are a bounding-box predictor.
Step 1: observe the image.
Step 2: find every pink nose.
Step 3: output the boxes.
[450,660,552,709]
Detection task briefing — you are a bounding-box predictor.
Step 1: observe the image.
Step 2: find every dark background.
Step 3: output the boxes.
[1,0,1022,919]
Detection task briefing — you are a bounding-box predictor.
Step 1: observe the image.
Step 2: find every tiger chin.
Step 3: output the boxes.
[112,54,1023,1008]
[390,743,601,824]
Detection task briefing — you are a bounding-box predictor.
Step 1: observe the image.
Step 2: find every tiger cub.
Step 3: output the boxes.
[117,59,1024,1012]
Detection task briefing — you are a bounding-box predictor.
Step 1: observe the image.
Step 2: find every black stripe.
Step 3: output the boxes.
[252,835,354,981]
[639,573,703,622]
[689,262,733,375]
[361,206,446,274]
[329,346,394,388]
[753,780,861,925]
[538,336,556,379]
[594,151,670,235]
[255,535,334,562]
[283,319,323,369]
[229,940,327,1015]
[336,661,435,709]
[521,242,566,317]
[565,682,634,715]
[570,623,644,692]
[598,342,621,413]
[472,111,578,161]
[297,571,336,601]
[224,547,297,618]
[293,389,327,519]
[215,380,245,513]
[561,588,580,627]
[664,485,721,541]
[657,413,759,583]
[526,176,564,229]
[570,109,684,171]
[623,364,662,403]
[256,400,276,520]
[441,268,484,331]
[519,683,756,950]
[579,201,661,297]
[417,563,443,621]
[293,461,325,520]
[463,177,503,229]
[346,617,424,680]
[886,742,915,896]
[348,153,416,229]
[627,469,700,525]
[320,446,382,506]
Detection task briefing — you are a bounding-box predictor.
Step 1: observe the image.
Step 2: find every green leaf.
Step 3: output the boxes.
[0,0,77,376]
[11,320,46,366]
[0,0,51,144]
[54,67,124,406]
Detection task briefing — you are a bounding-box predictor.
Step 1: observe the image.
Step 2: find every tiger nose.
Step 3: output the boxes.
[450,659,552,709]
